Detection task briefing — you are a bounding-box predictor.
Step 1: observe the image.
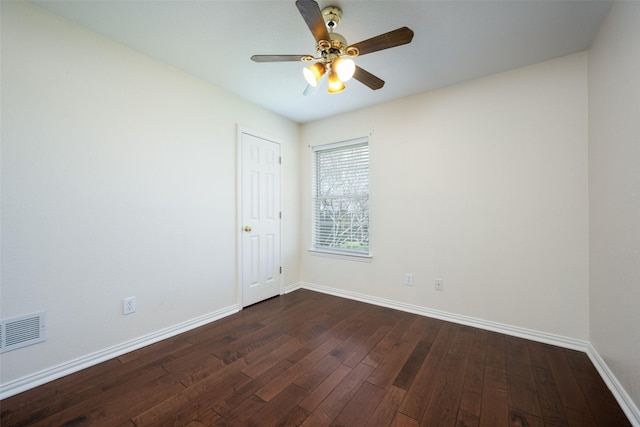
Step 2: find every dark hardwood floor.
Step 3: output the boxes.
[0,289,631,426]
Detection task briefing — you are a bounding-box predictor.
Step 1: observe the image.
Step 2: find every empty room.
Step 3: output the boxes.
[1,0,638,425]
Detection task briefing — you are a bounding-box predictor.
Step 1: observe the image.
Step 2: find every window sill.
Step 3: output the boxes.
[308,248,373,263]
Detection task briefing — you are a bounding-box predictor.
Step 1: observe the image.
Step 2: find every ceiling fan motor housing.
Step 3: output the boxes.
[316,33,350,62]
[318,7,359,59]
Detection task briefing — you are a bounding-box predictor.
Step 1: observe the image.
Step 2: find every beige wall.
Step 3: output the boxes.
[589,1,640,414]
[0,1,300,385]
[301,52,590,340]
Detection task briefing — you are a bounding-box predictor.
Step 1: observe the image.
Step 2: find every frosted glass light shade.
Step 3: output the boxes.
[334,57,355,82]
[303,62,326,87]
[327,71,346,94]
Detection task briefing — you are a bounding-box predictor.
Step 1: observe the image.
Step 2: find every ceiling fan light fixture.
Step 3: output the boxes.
[333,57,356,82]
[303,62,326,87]
[252,2,414,96]
[327,70,346,94]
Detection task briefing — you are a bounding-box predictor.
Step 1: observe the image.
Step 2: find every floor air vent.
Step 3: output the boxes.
[0,311,46,353]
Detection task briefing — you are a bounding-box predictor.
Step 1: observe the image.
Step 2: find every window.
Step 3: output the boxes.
[312,138,370,258]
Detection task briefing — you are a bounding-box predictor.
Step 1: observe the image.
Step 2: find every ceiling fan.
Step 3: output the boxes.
[251,0,414,94]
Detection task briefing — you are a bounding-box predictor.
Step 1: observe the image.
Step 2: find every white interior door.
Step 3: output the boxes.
[239,130,282,307]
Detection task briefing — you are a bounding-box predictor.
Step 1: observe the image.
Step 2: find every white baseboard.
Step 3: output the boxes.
[297,281,588,350]
[586,343,640,426]
[295,281,639,426]
[0,304,240,400]
[283,282,302,294]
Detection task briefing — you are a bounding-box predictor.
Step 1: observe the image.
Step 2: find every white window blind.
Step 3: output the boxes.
[313,138,369,256]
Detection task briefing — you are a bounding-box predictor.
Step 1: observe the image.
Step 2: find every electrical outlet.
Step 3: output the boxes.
[123,296,136,315]
[435,279,443,291]
[404,273,413,286]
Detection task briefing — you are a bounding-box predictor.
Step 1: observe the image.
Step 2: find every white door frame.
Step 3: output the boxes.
[236,125,284,308]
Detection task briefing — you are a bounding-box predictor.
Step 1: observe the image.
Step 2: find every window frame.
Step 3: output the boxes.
[309,137,372,262]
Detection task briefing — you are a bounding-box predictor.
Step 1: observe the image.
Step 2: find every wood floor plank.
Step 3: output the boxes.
[241,331,297,366]
[448,324,476,360]
[545,347,592,414]
[509,408,544,427]
[362,336,399,368]
[293,353,342,392]
[468,327,489,361]
[406,314,439,336]
[297,363,353,413]
[532,365,570,426]
[366,385,407,427]
[186,408,221,426]
[162,348,223,380]
[563,350,632,426]
[485,330,507,367]
[132,359,250,426]
[240,333,301,379]
[457,410,480,427]
[385,311,421,341]
[286,296,364,344]
[343,324,393,368]
[564,406,598,427]
[367,330,422,388]
[333,381,387,427]
[393,317,442,391]
[212,360,293,424]
[399,322,456,420]
[480,365,509,427]
[328,311,386,362]
[213,393,265,426]
[421,330,469,426]
[96,380,188,426]
[393,339,432,390]
[0,356,125,426]
[300,362,375,426]
[525,340,571,425]
[479,332,509,427]
[178,352,228,387]
[246,383,308,426]
[255,337,343,402]
[456,350,486,424]
[0,290,631,427]
[390,412,421,427]
[31,366,176,427]
[506,336,543,417]
[277,405,311,426]
[359,308,411,351]
[526,340,553,369]
[211,324,284,365]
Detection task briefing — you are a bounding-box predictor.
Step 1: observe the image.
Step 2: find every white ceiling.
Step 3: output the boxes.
[32,0,612,123]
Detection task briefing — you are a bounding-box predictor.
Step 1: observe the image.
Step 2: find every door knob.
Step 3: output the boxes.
[243,226,252,232]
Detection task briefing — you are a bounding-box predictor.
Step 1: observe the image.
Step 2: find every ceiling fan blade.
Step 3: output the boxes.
[353,66,385,90]
[348,27,414,56]
[296,0,331,43]
[251,55,307,62]
[303,84,318,96]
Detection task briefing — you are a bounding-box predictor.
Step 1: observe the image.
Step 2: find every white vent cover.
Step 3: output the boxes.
[0,311,47,353]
